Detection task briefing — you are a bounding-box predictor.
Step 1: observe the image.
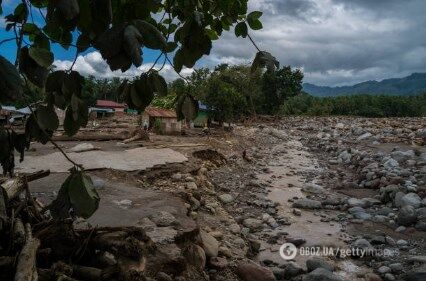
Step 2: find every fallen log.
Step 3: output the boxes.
[14,224,40,281]
[13,218,26,249]
[1,170,50,202]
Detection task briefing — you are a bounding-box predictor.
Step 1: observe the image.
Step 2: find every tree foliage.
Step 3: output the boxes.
[0,0,271,219]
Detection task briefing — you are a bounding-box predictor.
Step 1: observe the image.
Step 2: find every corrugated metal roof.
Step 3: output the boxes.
[144,107,177,118]
[96,100,127,108]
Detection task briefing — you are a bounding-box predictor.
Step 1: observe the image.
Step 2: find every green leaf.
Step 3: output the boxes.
[251,51,279,73]
[165,41,178,53]
[148,71,168,96]
[181,95,198,120]
[46,71,66,93]
[68,171,100,219]
[131,75,154,110]
[123,25,143,67]
[205,29,219,40]
[76,0,91,32]
[18,47,48,88]
[64,106,80,136]
[28,47,53,68]
[48,175,72,219]
[57,0,80,20]
[30,0,48,9]
[76,33,91,52]
[130,84,143,108]
[0,55,24,103]
[36,105,59,131]
[22,23,40,35]
[235,22,248,38]
[247,11,263,21]
[25,114,51,144]
[173,49,184,73]
[34,34,51,50]
[247,18,262,30]
[133,20,167,50]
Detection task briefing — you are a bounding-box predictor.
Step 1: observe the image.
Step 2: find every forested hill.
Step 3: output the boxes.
[303,73,426,97]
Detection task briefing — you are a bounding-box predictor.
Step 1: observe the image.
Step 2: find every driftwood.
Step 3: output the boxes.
[13,218,26,248]
[1,170,50,201]
[0,188,7,231]
[14,224,40,281]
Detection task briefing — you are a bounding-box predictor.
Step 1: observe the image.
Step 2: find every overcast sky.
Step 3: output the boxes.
[2,0,426,86]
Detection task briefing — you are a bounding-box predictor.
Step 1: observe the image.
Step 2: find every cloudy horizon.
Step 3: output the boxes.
[4,0,425,86]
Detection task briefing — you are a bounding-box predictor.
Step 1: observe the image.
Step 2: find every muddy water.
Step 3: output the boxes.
[256,138,345,267]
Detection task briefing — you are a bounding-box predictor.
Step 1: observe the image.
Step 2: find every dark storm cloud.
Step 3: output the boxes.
[206,0,426,86]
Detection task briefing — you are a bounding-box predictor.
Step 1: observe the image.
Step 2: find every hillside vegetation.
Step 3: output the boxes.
[303,73,426,97]
[281,93,426,117]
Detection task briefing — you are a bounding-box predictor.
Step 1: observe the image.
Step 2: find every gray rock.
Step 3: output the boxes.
[397,206,418,226]
[302,268,343,281]
[348,198,363,207]
[377,207,393,216]
[229,223,241,234]
[384,158,399,169]
[357,132,373,141]
[293,199,322,209]
[302,183,325,194]
[243,218,263,231]
[391,150,415,163]
[352,238,374,252]
[306,257,334,272]
[283,262,305,279]
[149,211,176,227]
[394,192,406,207]
[397,239,408,246]
[219,194,234,204]
[200,231,219,258]
[399,193,422,208]
[186,182,198,190]
[389,263,403,273]
[378,266,391,274]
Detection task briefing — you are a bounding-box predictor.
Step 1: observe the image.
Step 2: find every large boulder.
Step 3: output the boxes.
[236,261,277,281]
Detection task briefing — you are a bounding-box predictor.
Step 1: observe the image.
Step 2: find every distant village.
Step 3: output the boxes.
[0,99,209,135]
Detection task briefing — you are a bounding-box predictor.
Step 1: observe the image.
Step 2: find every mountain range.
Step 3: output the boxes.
[303,73,426,97]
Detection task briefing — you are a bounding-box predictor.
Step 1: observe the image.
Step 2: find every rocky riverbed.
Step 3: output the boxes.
[156,117,425,281]
[27,117,426,281]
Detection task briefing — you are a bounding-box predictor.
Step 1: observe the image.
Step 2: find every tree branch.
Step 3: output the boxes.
[247,33,261,52]
[0,37,18,46]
